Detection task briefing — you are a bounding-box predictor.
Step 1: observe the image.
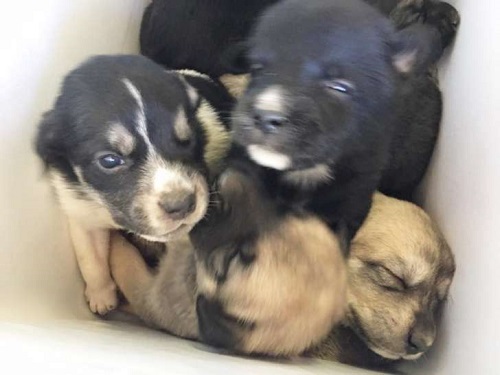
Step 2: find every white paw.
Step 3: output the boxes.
[85,282,118,315]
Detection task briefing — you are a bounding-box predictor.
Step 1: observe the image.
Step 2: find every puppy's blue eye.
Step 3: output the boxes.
[325,80,355,95]
[98,154,125,169]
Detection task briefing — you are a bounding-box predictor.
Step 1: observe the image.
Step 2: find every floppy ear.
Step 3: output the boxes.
[219,41,251,75]
[34,109,67,168]
[390,24,442,75]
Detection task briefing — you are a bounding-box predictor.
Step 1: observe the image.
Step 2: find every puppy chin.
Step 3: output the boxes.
[368,345,404,361]
[139,223,192,243]
[403,352,424,361]
[247,145,292,171]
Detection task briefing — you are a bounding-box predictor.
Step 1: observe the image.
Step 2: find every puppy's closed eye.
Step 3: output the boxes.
[366,262,407,292]
[235,240,256,266]
[323,79,356,97]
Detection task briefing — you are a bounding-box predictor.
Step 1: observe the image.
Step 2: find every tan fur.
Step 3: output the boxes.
[196,99,232,173]
[311,192,455,362]
[109,232,198,339]
[219,74,250,99]
[110,208,347,357]
[216,215,347,355]
[107,122,137,156]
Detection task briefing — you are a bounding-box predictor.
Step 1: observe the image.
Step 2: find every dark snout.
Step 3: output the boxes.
[406,312,436,355]
[159,190,196,220]
[232,83,293,142]
[253,109,289,134]
[196,295,239,351]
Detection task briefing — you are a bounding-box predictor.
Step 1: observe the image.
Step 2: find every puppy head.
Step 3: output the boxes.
[192,169,347,356]
[346,193,455,361]
[232,0,428,174]
[36,55,209,241]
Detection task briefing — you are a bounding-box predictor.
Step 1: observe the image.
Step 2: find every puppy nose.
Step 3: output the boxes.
[159,192,196,219]
[407,330,433,354]
[196,295,238,350]
[253,110,288,133]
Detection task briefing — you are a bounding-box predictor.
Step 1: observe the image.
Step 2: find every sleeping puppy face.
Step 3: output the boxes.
[232,0,426,173]
[192,168,347,356]
[36,55,209,241]
[346,193,455,361]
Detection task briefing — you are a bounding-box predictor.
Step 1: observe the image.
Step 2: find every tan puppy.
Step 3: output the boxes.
[110,168,347,357]
[310,193,456,367]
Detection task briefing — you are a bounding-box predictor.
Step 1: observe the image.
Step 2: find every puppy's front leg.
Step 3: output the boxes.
[68,219,117,315]
[108,231,153,313]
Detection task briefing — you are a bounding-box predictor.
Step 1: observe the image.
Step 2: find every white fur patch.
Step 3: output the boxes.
[255,85,285,113]
[368,346,402,360]
[107,122,136,156]
[152,164,192,194]
[177,69,212,82]
[403,352,424,360]
[122,78,152,150]
[138,153,208,237]
[247,145,292,171]
[282,164,332,189]
[173,108,192,142]
[50,170,118,229]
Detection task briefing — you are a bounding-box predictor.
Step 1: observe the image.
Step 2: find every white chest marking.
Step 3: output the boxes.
[247,145,292,171]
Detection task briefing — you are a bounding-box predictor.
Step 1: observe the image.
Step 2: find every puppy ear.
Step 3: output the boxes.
[390,24,442,75]
[34,109,66,167]
[219,41,251,75]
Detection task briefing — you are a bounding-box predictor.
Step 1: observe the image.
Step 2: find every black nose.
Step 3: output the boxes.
[253,110,288,133]
[196,295,238,350]
[407,330,432,355]
[159,192,196,220]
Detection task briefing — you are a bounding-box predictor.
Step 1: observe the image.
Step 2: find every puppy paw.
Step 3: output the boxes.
[85,282,118,315]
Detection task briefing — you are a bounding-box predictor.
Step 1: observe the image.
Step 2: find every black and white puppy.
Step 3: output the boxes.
[230,0,458,239]
[35,55,232,315]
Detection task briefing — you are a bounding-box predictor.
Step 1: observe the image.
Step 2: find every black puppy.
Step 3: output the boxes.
[140,0,280,78]
[230,0,458,240]
[140,0,458,80]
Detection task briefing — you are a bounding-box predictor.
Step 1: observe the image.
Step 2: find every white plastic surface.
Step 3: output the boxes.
[0,0,498,374]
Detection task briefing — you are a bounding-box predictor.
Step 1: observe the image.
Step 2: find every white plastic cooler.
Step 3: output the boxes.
[0,1,498,374]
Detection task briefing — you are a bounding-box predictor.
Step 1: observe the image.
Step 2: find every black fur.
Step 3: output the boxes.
[231,0,457,239]
[139,0,457,79]
[140,0,280,78]
[190,161,299,350]
[35,55,233,236]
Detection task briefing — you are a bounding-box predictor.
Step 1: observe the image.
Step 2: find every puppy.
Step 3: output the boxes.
[110,167,347,357]
[140,0,280,78]
[230,0,459,239]
[310,193,456,367]
[35,55,232,315]
[140,1,458,81]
